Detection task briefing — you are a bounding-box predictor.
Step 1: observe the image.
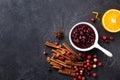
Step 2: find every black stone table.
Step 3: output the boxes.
[0,0,120,80]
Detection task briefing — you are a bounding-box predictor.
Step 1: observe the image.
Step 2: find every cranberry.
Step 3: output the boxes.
[82,76,86,80]
[67,51,71,55]
[75,72,79,76]
[92,72,97,77]
[78,52,83,57]
[59,56,65,61]
[78,75,82,79]
[86,62,90,66]
[102,35,107,40]
[86,59,90,63]
[93,54,97,58]
[84,65,87,68]
[75,68,79,72]
[73,78,77,80]
[82,67,85,70]
[105,39,109,43]
[43,50,47,55]
[91,18,96,22]
[87,55,92,59]
[87,66,92,71]
[110,36,114,41]
[55,42,59,46]
[98,61,103,66]
[93,64,97,68]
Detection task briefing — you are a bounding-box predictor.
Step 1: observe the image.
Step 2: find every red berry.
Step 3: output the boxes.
[55,42,59,46]
[82,76,86,80]
[43,50,47,55]
[92,72,97,77]
[78,52,83,57]
[67,51,71,55]
[105,40,109,43]
[102,35,107,40]
[110,36,114,41]
[86,62,90,66]
[98,61,103,66]
[91,18,96,22]
[75,68,79,72]
[82,67,85,70]
[93,54,97,58]
[87,55,92,59]
[84,65,87,68]
[87,66,92,71]
[78,75,82,79]
[75,72,79,76]
[59,56,65,61]
[86,59,90,63]
[73,78,77,80]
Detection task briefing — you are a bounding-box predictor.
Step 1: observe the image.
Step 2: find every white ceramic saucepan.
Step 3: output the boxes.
[69,22,113,57]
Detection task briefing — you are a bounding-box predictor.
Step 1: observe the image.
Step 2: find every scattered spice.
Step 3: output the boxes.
[45,41,103,80]
[55,31,64,40]
[92,11,100,21]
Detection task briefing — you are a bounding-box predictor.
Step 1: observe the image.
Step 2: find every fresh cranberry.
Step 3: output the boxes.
[78,52,83,57]
[78,75,82,79]
[86,59,90,63]
[102,35,107,40]
[75,72,79,76]
[91,18,96,22]
[67,51,71,55]
[59,56,65,61]
[82,76,86,80]
[55,42,59,46]
[98,61,103,66]
[75,68,79,72]
[110,36,114,41]
[87,66,92,71]
[87,55,92,59]
[82,67,85,70]
[86,62,90,66]
[84,65,87,68]
[93,54,97,58]
[92,72,97,77]
[43,50,47,55]
[73,78,77,80]
[105,40,109,43]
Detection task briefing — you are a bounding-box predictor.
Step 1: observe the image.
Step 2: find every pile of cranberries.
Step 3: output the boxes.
[71,24,95,49]
[73,52,103,80]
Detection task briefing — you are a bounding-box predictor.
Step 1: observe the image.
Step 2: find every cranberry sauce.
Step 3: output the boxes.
[71,24,95,49]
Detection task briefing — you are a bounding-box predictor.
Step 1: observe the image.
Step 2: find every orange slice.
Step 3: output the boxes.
[102,9,120,33]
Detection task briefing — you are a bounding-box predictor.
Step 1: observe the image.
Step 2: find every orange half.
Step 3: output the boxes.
[102,9,120,33]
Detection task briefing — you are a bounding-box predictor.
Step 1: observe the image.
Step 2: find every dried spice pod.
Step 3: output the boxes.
[55,31,64,40]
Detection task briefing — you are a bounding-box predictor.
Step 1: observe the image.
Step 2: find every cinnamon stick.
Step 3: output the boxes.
[58,70,75,76]
[45,41,61,48]
[65,60,83,66]
[62,42,80,60]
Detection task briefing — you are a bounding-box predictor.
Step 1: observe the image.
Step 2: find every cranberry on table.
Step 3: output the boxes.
[93,54,97,58]
[102,35,107,40]
[43,50,47,55]
[110,36,114,41]
[82,76,86,80]
[87,55,92,59]
[92,72,97,77]
[78,75,82,79]
[91,18,96,22]
[78,52,83,57]
[98,61,103,66]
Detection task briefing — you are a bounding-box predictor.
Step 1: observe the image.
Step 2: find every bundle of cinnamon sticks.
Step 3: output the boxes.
[45,41,83,76]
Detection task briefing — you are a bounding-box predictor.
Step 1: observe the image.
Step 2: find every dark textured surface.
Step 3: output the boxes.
[0,0,120,80]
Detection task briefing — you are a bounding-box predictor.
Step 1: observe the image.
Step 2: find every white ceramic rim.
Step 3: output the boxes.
[69,22,99,51]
